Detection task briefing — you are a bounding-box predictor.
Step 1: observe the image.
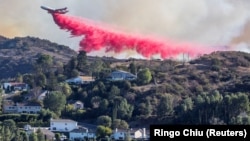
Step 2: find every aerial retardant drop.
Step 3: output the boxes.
[51,13,219,59]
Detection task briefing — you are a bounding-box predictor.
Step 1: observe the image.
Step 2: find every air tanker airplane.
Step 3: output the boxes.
[40,6,68,14]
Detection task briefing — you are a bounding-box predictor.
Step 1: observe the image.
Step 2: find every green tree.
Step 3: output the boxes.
[97,115,112,127]
[128,62,136,75]
[16,73,23,82]
[157,94,174,117]
[137,68,152,85]
[64,56,78,78]
[112,119,129,129]
[117,98,134,120]
[35,73,47,88]
[55,133,61,141]
[77,50,88,73]
[23,74,35,88]
[43,91,66,116]
[61,83,72,98]
[90,58,104,79]
[37,128,45,141]
[96,125,112,138]
[35,54,53,73]
[98,99,109,114]
[109,85,120,99]
[137,99,153,117]
[46,72,58,91]
[29,132,38,141]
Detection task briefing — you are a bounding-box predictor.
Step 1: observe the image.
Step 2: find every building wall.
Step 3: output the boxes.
[70,132,96,140]
[17,106,41,113]
[111,132,126,140]
[134,130,143,139]
[3,105,17,113]
[50,121,77,132]
[70,132,88,140]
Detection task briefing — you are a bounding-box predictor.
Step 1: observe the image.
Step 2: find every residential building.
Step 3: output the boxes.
[24,124,54,141]
[65,76,95,85]
[2,100,42,114]
[69,127,96,141]
[111,128,127,140]
[50,119,78,132]
[3,82,29,91]
[16,102,42,114]
[111,128,148,140]
[106,70,137,81]
[68,100,84,110]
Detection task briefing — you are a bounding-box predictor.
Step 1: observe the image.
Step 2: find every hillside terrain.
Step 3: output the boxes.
[0,35,250,128]
[0,35,77,79]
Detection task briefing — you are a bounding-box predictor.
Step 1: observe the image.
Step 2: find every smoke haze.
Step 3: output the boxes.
[0,0,250,57]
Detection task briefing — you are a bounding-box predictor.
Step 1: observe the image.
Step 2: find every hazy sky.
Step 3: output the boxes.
[1,0,250,57]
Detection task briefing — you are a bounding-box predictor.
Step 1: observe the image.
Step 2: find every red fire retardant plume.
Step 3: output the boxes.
[51,13,217,59]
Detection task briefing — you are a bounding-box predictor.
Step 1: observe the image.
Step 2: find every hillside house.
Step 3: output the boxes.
[110,128,148,141]
[50,119,78,132]
[3,82,29,91]
[69,127,96,141]
[2,100,42,114]
[106,70,137,81]
[65,76,95,85]
[24,124,54,141]
[68,100,84,110]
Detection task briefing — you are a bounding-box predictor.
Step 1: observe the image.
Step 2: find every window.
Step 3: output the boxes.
[65,123,67,125]
[53,127,56,130]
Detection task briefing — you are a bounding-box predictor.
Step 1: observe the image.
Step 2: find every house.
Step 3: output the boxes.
[37,90,49,101]
[2,100,42,114]
[24,124,54,141]
[2,100,17,113]
[131,128,149,140]
[111,128,127,140]
[16,102,42,114]
[69,127,96,141]
[106,70,137,81]
[65,76,95,85]
[111,128,148,141]
[3,82,29,91]
[68,100,84,110]
[50,119,78,132]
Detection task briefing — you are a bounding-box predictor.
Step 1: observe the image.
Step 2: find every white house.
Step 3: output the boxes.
[111,129,127,140]
[2,100,17,113]
[50,119,78,132]
[131,128,148,140]
[37,91,49,101]
[2,100,42,114]
[69,127,96,141]
[107,70,137,81]
[65,76,95,85]
[72,100,84,110]
[111,128,148,140]
[3,82,29,91]
[16,102,42,114]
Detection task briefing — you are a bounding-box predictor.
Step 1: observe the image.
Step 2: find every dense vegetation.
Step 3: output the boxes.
[0,35,250,140]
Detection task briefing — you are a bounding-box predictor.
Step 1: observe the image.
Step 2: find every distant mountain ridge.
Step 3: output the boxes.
[0,35,77,79]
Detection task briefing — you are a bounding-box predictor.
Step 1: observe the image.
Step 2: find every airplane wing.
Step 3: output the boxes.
[41,6,68,14]
[56,7,67,11]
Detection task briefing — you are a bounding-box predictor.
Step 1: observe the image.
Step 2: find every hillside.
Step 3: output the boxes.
[0,35,77,79]
[125,51,250,95]
[0,35,250,127]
